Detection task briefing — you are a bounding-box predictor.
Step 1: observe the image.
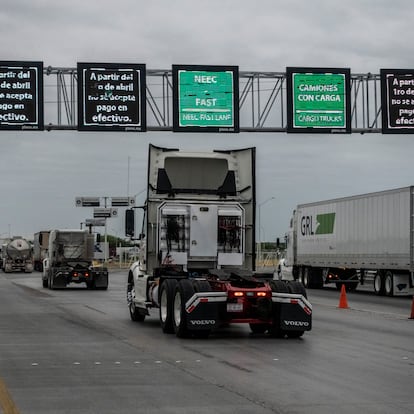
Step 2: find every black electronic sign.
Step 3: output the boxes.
[0,61,43,130]
[172,64,239,133]
[381,69,414,134]
[286,67,351,133]
[77,62,146,132]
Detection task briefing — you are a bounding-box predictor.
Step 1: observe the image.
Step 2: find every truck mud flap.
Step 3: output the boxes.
[94,272,109,289]
[272,292,312,331]
[184,292,227,330]
[52,274,67,288]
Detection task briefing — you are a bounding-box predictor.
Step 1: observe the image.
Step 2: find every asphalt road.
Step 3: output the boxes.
[0,270,413,414]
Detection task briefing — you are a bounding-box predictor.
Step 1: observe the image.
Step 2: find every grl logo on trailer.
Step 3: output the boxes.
[301,213,336,236]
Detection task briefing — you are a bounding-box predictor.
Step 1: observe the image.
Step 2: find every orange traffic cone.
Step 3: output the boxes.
[338,284,349,309]
[409,296,414,320]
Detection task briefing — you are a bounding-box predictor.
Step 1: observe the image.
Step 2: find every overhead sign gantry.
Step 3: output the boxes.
[3,60,414,134]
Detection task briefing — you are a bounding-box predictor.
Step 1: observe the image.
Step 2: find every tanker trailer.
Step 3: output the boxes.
[2,237,34,273]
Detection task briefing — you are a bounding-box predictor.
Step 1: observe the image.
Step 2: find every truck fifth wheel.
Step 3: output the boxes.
[127,144,312,338]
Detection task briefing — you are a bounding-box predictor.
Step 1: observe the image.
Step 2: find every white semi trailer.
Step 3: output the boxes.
[285,186,414,296]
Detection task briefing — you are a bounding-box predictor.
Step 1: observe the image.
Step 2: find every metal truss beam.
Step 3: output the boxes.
[43,67,382,133]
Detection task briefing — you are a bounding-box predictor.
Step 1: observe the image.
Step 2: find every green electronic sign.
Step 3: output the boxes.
[172,65,239,133]
[286,67,351,133]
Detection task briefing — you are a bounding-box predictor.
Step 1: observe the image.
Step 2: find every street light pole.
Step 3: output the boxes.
[257,196,275,267]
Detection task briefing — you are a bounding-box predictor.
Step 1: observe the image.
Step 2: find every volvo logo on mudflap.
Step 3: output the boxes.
[283,320,310,327]
[190,319,216,326]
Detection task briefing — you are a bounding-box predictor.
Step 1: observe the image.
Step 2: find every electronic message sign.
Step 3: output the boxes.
[77,63,146,131]
[381,69,414,134]
[0,61,43,130]
[286,67,351,133]
[172,65,239,133]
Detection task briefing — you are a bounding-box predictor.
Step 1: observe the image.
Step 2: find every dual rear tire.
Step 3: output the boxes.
[374,271,394,296]
[267,280,306,338]
[160,278,211,338]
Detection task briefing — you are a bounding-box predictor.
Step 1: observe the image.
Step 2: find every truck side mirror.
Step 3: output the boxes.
[125,209,135,237]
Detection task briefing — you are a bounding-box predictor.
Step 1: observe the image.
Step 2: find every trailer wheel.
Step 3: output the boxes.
[302,267,311,288]
[298,267,304,284]
[159,279,177,334]
[268,280,289,338]
[173,279,196,338]
[374,272,385,296]
[384,271,394,296]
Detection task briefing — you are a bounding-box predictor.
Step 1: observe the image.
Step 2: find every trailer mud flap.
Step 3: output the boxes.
[184,292,226,330]
[272,293,312,331]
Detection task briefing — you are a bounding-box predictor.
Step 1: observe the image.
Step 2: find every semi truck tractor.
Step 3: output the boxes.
[42,229,108,289]
[127,144,312,338]
[285,186,414,296]
[33,230,50,271]
[1,237,33,273]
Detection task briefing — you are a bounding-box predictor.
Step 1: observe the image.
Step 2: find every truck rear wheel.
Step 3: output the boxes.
[374,273,385,295]
[268,280,289,338]
[190,279,212,338]
[384,271,394,296]
[48,271,54,290]
[173,279,195,338]
[159,279,177,334]
[285,281,306,339]
[303,267,323,289]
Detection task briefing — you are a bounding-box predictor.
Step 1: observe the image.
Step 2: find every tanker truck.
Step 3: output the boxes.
[285,186,414,296]
[126,144,312,339]
[42,229,108,289]
[2,237,33,273]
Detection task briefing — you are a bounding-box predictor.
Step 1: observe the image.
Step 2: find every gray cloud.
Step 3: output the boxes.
[1,0,414,240]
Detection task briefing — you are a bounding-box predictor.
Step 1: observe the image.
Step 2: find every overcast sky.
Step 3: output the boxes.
[1,0,414,242]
